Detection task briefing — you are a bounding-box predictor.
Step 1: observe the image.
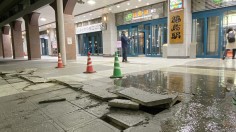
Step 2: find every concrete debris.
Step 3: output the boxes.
[108,99,139,110]
[38,98,66,104]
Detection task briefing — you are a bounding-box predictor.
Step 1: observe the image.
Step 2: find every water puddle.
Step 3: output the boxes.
[113,70,236,131]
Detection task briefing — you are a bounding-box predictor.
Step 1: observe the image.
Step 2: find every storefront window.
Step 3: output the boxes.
[192,18,205,56]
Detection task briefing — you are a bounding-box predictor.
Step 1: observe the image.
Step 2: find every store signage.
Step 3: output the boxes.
[213,0,223,4]
[125,9,153,22]
[169,10,184,44]
[76,23,105,34]
[169,0,183,11]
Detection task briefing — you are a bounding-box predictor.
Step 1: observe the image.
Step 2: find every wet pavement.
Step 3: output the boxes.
[115,70,236,131]
[0,57,236,131]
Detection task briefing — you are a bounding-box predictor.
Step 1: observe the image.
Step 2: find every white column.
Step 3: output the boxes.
[102,13,117,56]
[56,0,67,65]
[167,0,192,58]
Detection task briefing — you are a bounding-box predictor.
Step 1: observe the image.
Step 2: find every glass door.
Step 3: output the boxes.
[145,25,151,55]
[192,15,222,58]
[130,27,138,56]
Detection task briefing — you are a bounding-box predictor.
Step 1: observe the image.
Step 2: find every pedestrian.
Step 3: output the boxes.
[222,27,236,60]
[121,31,129,62]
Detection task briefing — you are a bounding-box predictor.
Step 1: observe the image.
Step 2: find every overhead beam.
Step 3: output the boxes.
[0,0,54,27]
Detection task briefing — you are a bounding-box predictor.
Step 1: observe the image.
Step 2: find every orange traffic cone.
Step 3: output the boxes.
[227,50,233,58]
[57,53,64,68]
[84,52,96,73]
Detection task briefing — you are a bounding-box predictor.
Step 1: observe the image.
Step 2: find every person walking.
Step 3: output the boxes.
[121,31,129,62]
[223,27,236,60]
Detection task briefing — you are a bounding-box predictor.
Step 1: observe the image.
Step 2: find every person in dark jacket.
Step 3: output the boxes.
[121,31,129,62]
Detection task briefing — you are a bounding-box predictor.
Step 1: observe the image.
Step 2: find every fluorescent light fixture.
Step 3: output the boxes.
[87,0,96,5]
[40,18,46,21]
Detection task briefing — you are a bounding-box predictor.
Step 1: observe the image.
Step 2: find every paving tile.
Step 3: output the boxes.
[85,103,110,118]
[54,110,97,131]
[40,101,80,118]
[108,99,139,110]
[72,119,120,132]
[118,87,172,107]
[106,110,152,128]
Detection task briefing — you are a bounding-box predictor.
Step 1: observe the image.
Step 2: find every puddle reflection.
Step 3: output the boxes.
[114,70,236,131]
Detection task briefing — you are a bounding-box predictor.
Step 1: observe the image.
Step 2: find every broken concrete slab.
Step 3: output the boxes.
[72,119,121,132]
[124,121,162,132]
[38,98,66,104]
[85,103,110,118]
[18,68,37,75]
[49,80,83,91]
[82,85,118,100]
[70,96,102,109]
[6,78,25,84]
[118,87,172,107]
[106,110,152,128]
[108,99,139,110]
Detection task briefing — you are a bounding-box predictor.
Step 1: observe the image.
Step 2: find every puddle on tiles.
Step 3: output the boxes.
[113,70,236,131]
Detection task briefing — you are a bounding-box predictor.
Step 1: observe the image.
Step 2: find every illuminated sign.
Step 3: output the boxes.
[76,23,104,34]
[169,10,184,44]
[124,9,152,22]
[213,0,223,4]
[169,0,183,11]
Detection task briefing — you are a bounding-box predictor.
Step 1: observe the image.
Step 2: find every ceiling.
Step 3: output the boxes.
[21,0,166,31]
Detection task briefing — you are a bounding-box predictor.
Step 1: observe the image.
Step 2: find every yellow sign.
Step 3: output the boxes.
[169,10,184,44]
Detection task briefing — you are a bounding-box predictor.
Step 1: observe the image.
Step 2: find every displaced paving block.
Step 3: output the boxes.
[6,78,25,84]
[124,121,162,132]
[106,110,151,128]
[82,85,118,100]
[72,119,120,132]
[118,87,172,107]
[108,99,139,110]
[20,75,47,83]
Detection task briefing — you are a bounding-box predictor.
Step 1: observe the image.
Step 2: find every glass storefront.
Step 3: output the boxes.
[77,31,103,56]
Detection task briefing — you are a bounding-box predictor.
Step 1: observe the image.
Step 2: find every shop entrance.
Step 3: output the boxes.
[192,7,236,58]
[78,31,103,56]
[40,38,49,56]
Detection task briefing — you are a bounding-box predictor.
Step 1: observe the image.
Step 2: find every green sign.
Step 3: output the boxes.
[213,0,223,4]
[125,13,133,22]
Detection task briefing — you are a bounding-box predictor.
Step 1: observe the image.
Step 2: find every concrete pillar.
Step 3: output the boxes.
[0,31,3,58]
[11,20,24,59]
[167,0,192,58]
[51,0,77,65]
[23,12,41,60]
[1,26,13,58]
[102,13,117,57]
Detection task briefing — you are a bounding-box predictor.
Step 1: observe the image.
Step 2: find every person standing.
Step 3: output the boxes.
[121,31,129,62]
[223,27,236,60]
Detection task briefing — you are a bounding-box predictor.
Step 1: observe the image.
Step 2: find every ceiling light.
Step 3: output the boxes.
[126,9,128,11]
[83,16,86,17]
[87,0,96,5]
[90,14,92,16]
[138,0,142,2]
[135,6,138,8]
[40,18,46,21]
[146,3,149,5]
[109,8,112,10]
[127,2,130,5]
[117,5,120,8]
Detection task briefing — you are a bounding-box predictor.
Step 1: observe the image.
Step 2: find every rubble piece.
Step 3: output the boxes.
[38,98,66,104]
[108,99,139,110]
[82,85,118,100]
[118,87,172,107]
[106,110,151,128]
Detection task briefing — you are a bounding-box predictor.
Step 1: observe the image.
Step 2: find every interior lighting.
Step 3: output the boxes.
[135,6,138,8]
[90,14,92,16]
[126,9,128,11]
[109,8,112,11]
[87,0,96,5]
[127,2,130,5]
[138,0,142,2]
[40,18,46,21]
[146,3,149,5]
[117,5,120,8]
[103,16,107,22]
